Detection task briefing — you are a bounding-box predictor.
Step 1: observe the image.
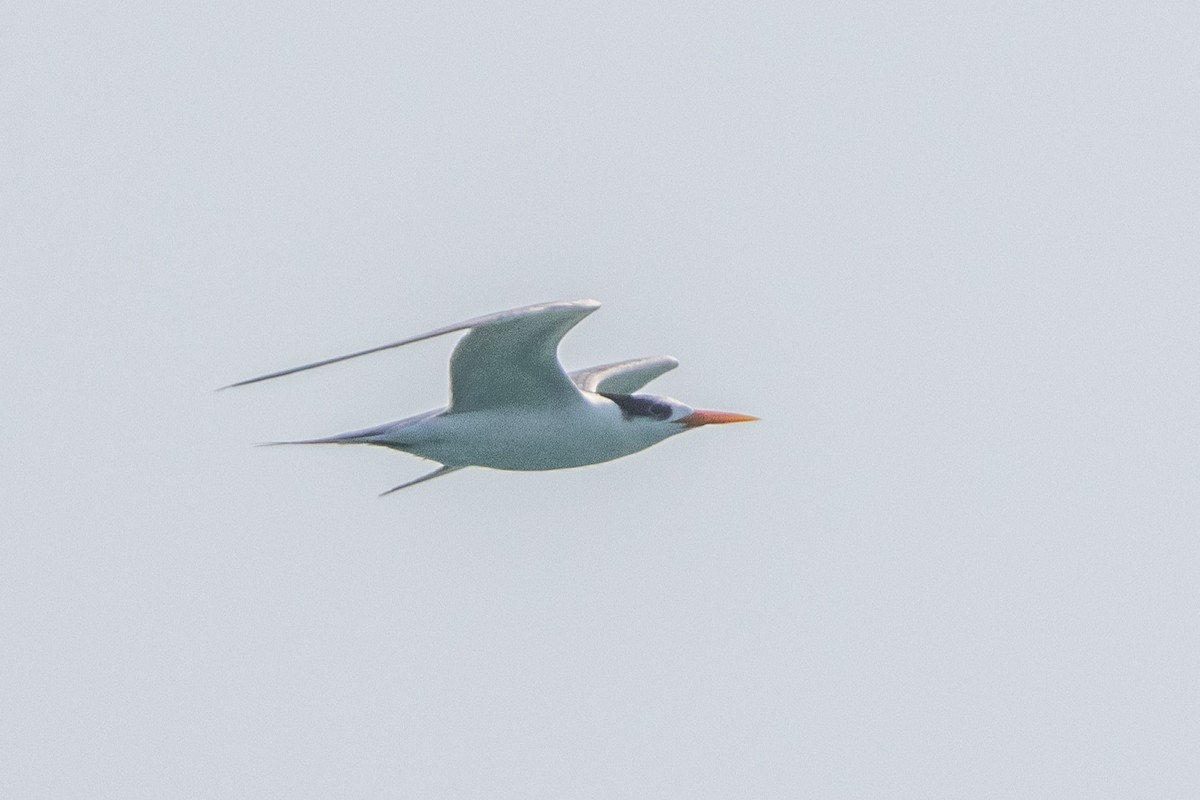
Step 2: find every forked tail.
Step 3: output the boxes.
[255,433,369,446]
[255,418,409,447]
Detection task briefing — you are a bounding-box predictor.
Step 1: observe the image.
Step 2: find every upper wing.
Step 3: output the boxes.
[447,300,599,412]
[569,355,679,394]
[219,299,600,398]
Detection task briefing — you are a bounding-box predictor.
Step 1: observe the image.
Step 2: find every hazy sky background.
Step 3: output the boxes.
[2,2,1198,797]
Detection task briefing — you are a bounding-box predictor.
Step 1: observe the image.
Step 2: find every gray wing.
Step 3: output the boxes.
[447,300,599,412]
[569,356,679,394]
[220,299,600,397]
[379,465,464,496]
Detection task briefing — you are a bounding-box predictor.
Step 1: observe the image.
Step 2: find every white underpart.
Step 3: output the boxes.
[363,393,684,470]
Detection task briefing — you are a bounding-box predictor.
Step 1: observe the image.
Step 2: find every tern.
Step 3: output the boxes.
[223,299,757,494]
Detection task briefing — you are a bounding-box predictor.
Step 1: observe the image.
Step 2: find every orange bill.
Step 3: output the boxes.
[679,409,760,428]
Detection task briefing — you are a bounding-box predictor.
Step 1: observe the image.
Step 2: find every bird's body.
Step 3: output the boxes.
[307,394,676,471]
[224,299,756,493]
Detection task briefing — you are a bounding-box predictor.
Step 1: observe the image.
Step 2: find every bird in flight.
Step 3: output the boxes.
[222,299,757,494]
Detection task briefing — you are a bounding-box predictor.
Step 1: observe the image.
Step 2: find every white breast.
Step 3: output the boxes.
[391,395,673,470]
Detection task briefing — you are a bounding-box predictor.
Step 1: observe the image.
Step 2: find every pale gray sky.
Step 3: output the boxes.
[2,2,1198,798]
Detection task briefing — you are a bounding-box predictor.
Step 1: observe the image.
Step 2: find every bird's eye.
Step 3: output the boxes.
[650,403,672,421]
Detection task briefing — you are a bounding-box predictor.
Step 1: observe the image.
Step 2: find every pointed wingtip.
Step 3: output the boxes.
[216,375,263,391]
[217,374,277,391]
[378,465,464,496]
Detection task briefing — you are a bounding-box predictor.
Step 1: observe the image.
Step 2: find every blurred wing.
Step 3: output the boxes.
[220,299,600,393]
[448,300,600,412]
[569,356,679,394]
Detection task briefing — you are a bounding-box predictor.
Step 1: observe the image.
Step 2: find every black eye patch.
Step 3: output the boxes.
[599,392,673,421]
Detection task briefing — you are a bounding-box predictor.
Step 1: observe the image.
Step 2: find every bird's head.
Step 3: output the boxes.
[598,392,758,439]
